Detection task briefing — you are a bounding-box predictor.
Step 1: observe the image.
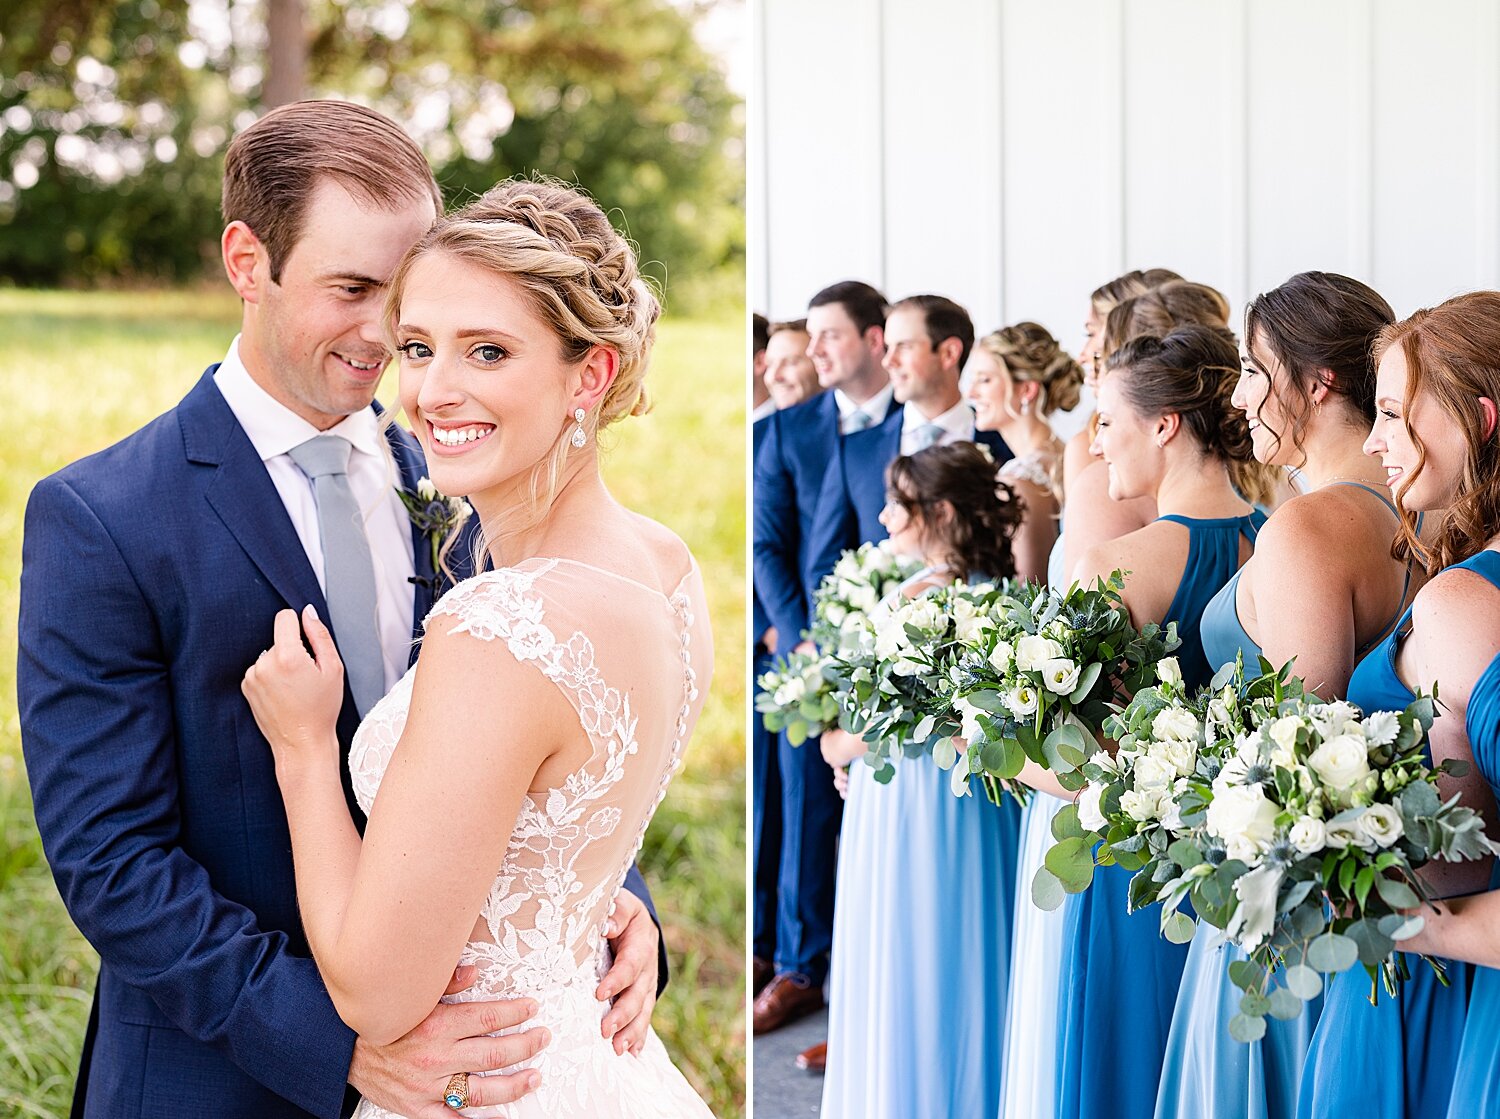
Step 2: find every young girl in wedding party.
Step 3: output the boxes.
[1297,291,1500,1119]
[817,443,1024,1119]
[1051,324,1277,1119]
[1154,271,1418,1119]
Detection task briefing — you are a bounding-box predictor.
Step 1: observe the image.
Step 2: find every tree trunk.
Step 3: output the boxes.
[263,0,306,108]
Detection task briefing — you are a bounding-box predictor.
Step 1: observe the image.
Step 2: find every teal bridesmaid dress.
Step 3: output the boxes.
[1297,551,1499,1119]
[1055,512,1263,1119]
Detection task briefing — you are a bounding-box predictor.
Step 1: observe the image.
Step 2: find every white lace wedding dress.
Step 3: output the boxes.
[347,556,716,1118]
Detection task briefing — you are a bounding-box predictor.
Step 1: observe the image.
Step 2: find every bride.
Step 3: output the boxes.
[241,179,715,1118]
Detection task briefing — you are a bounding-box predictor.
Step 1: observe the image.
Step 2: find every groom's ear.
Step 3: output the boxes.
[222,221,266,304]
[572,344,619,412]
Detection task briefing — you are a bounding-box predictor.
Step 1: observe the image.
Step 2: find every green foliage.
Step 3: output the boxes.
[0,0,743,310]
[0,291,745,1118]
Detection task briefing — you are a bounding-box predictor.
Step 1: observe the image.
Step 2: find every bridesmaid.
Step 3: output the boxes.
[966,321,1082,1119]
[818,443,1025,1119]
[1298,292,1500,1119]
[1155,272,1416,1119]
[1043,324,1278,1119]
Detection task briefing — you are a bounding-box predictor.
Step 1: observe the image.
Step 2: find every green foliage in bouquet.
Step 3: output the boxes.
[948,572,1179,806]
[755,653,839,746]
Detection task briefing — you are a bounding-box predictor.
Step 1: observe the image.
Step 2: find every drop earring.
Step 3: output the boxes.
[570,408,588,448]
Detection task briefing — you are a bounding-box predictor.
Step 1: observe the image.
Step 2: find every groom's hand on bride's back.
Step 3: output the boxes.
[597,887,661,1056]
[348,965,549,1115]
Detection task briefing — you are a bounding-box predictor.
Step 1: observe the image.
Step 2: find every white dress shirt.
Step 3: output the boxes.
[900,398,976,454]
[835,383,895,435]
[751,399,778,423]
[213,337,417,691]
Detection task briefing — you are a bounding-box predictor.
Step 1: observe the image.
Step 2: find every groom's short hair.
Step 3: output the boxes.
[808,280,887,338]
[221,99,442,282]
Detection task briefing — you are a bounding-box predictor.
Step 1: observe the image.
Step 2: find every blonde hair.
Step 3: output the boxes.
[386,176,661,547]
[974,321,1085,415]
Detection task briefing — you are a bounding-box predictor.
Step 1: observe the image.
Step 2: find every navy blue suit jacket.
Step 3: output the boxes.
[17,368,659,1119]
[752,416,771,649]
[804,408,1014,593]
[752,391,842,655]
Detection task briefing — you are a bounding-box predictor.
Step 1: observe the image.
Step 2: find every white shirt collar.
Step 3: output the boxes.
[834,383,894,424]
[902,397,975,439]
[752,399,778,423]
[213,335,384,461]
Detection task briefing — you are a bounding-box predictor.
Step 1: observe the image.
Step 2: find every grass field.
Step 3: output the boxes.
[0,290,746,1118]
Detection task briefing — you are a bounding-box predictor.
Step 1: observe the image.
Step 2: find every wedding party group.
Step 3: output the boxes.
[751,269,1500,1118]
[16,99,723,1119]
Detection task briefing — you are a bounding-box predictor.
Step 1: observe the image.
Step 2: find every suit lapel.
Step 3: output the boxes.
[382,417,437,646]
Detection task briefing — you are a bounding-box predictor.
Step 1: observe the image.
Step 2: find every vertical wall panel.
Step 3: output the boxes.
[879,0,1003,322]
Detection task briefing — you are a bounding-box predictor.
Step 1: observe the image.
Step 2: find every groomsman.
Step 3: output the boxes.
[752,281,892,1033]
[752,312,775,422]
[805,293,1013,594]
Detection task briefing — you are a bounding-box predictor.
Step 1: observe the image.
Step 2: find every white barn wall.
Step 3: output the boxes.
[753,0,1500,356]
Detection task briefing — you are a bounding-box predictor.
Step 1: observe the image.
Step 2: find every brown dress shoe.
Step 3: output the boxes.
[752,972,825,1035]
[753,956,774,997]
[795,1041,827,1074]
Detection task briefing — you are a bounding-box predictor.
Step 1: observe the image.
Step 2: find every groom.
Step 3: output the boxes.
[18,100,664,1119]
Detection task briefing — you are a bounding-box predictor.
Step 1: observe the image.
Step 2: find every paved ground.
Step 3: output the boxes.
[751,1005,828,1118]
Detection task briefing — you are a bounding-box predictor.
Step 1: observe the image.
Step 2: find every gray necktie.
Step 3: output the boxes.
[845,410,873,434]
[912,423,944,451]
[287,435,385,716]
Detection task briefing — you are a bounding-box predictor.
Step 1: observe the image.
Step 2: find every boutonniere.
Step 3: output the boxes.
[398,477,472,589]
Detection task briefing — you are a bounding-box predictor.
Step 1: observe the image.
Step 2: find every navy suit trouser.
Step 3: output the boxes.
[751,644,782,961]
[773,723,842,985]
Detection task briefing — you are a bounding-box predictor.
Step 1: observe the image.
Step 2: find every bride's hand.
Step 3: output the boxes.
[242,605,345,766]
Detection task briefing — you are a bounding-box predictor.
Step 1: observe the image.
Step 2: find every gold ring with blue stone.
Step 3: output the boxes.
[443,1072,470,1110]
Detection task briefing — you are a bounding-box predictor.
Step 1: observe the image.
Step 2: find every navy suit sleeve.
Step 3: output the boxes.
[803,434,861,605]
[619,864,669,996]
[17,476,355,1119]
[752,416,812,649]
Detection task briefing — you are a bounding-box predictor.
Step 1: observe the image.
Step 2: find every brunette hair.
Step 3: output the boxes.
[222,100,441,282]
[1375,291,1500,573]
[1100,280,1231,358]
[386,176,660,544]
[1242,271,1395,466]
[753,312,770,355]
[769,317,809,338]
[886,443,1023,581]
[974,321,1085,414]
[808,280,888,336]
[1105,324,1280,506]
[891,294,976,369]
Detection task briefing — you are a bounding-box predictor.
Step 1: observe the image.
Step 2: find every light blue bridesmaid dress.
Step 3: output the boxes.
[1444,552,1500,1118]
[1055,511,1264,1119]
[998,531,1071,1119]
[1155,482,1408,1119]
[1296,551,1498,1119]
[821,577,1022,1119]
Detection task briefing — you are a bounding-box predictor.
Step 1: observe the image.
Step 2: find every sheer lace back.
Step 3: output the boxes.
[349,556,712,1000]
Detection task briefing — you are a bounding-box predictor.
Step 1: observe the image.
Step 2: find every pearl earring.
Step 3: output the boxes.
[570,408,588,448]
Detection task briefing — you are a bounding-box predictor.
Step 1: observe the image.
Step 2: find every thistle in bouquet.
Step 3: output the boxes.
[838,578,1003,784]
[755,541,920,746]
[1162,678,1500,1042]
[946,571,1179,807]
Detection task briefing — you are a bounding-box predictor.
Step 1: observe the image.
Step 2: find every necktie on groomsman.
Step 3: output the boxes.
[843,409,873,435]
[912,422,944,450]
[287,434,387,716]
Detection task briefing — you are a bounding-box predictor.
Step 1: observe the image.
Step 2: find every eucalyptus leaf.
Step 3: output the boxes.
[932,737,958,771]
[1267,988,1304,1021]
[1045,836,1097,893]
[1346,918,1396,968]
[1162,911,1196,944]
[1229,1013,1267,1043]
[1306,932,1359,974]
[1374,876,1420,911]
[1032,866,1067,911]
[1052,802,1086,842]
[1285,964,1323,1001]
[1068,661,1104,704]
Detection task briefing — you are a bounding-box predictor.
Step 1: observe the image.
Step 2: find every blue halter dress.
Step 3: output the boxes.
[1055,511,1263,1119]
[1156,483,1409,1119]
[1297,551,1500,1119]
[1444,552,1500,1117]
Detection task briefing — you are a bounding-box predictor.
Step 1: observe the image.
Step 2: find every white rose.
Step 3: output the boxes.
[1132,752,1176,792]
[1362,711,1401,748]
[1361,803,1405,848]
[874,623,905,661]
[902,599,944,634]
[773,677,806,707]
[891,656,923,677]
[1216,755,1251,790]
[834,553,860,580]
[1158,738,1197,778]
[1041,657,1082,695]
[1160,780,1189,833]
[1225,835,1265,867]
[988,640,1014,675]
[1307,733,1372,797]
[1206,784,1280,850]
[1268,715,1302,757]
[1324,816,1370,850]
[1152,706,1201,744]
[841,609,867,634]
[1157,657,1183,687]
[953,598,993,645]
[824,601,848,626]
[1121,788,1162,822]
[850,583,879,613]
[1078,783,1107,831]
[1005,684,1039,718]
[1289,815,1327,855]
[1015,634,1064,672]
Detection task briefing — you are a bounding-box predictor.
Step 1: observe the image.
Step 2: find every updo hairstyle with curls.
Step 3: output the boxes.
[1100,280,1231,359]
[1104,324,1281,507]
[1242,271,1395,467]
[1374,290,1500,574]
[974,322,1085,415]
[1089,267,1185,318]
[386,176,661,537]
[885,443,1024,582]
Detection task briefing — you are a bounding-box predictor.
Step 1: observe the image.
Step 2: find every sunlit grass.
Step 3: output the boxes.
[0,290,745,1118]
